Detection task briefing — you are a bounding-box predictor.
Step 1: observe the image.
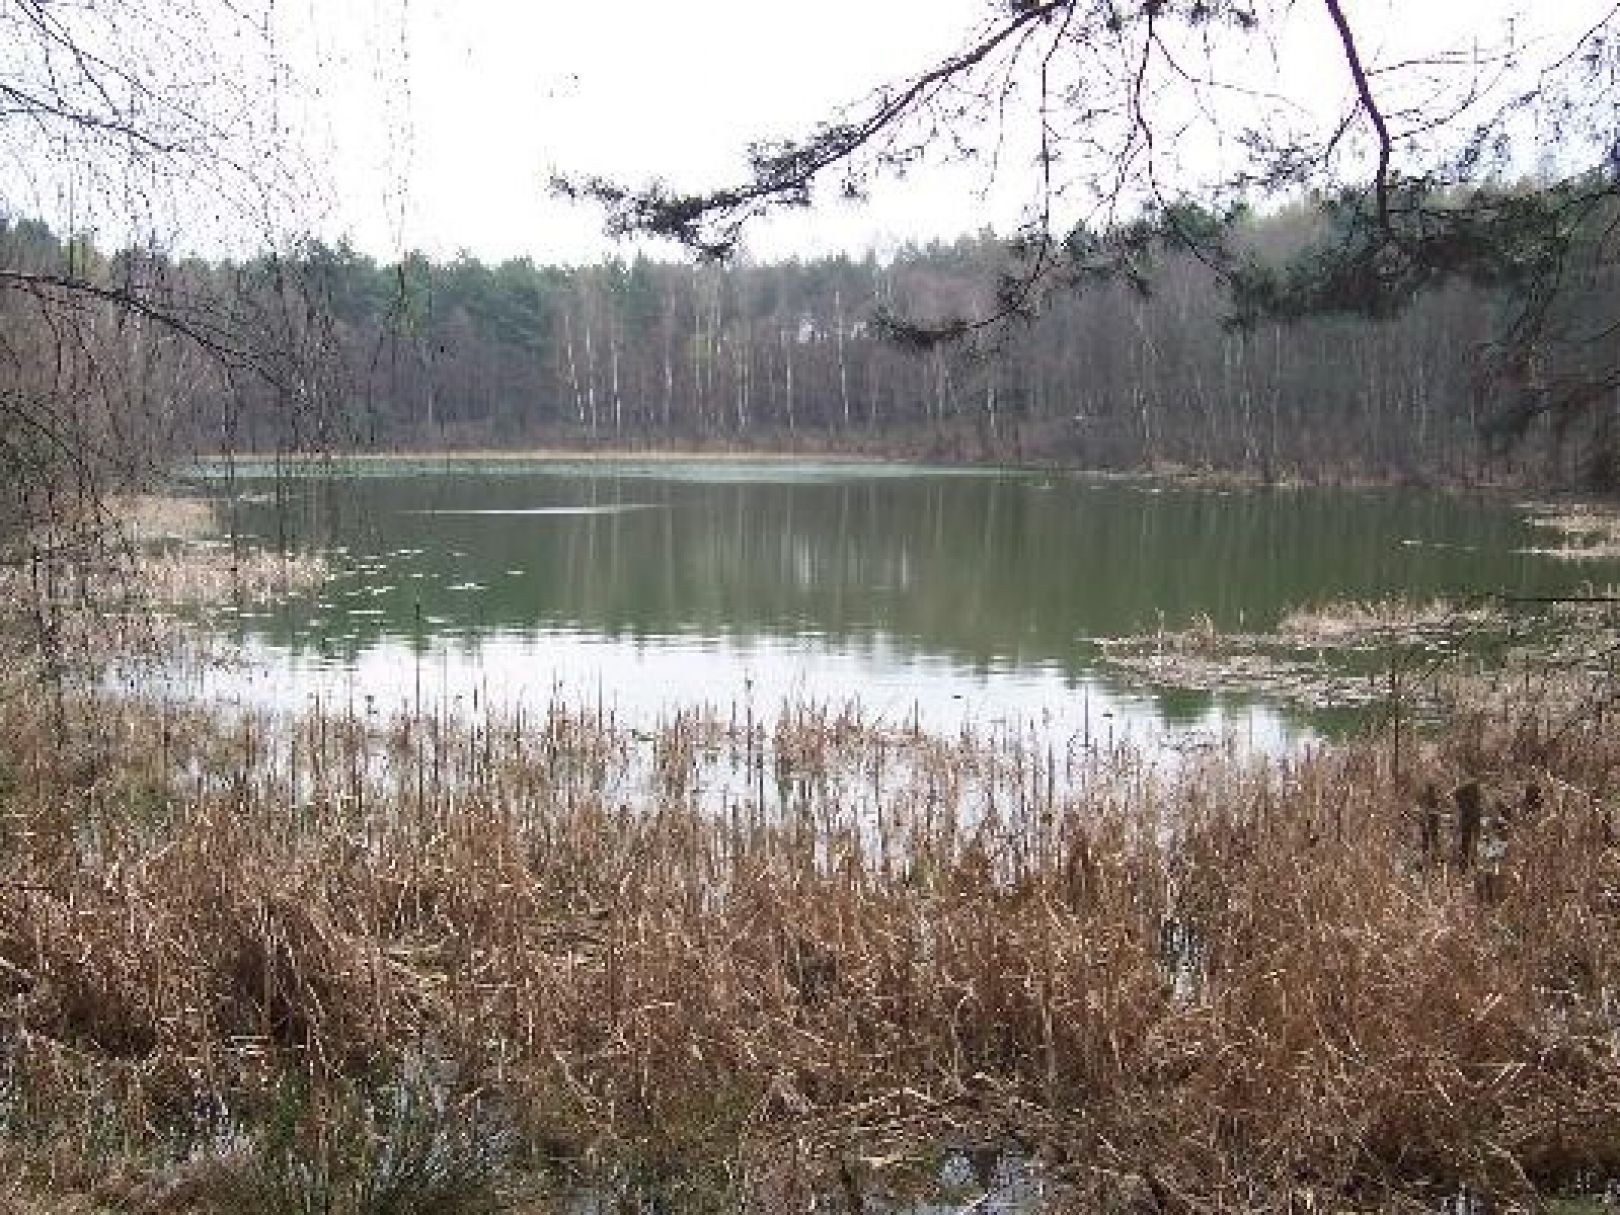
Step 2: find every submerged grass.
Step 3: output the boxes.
[1096,592,1620,718]
[1,648,1620,1210]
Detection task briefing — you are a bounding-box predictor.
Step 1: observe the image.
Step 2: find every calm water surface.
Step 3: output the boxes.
[187,459,1613,745]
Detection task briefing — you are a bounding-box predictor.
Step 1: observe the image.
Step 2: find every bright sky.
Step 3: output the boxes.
[284,0,995,264]
[272,0,1614,267]
[4,0,1610,265]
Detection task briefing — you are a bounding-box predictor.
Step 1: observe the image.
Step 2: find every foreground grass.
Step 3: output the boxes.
[1,502,1618,1210]
[0,650,1618,1212]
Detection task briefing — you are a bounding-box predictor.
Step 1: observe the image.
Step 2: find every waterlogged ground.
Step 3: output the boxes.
[558,1151,1049,1214]
[181,457,1620,745]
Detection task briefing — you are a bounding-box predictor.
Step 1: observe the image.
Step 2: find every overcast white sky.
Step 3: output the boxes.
[268,0,1612,267]
[6,0,1608,265]
[279,0,1001,264]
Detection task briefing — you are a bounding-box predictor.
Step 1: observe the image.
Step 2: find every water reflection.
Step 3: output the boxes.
[183,626,1295,749]
[190,459,1613,739]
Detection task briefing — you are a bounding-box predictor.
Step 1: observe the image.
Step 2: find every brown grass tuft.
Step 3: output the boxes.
[110,494,219,545]
[1277,596,1495,642]
[1523,504,1620,560]
[1,658,1619,1209]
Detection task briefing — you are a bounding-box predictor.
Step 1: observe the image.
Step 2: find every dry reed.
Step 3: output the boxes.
[132,546,328,606]
[1523,505,1620,560]
[0,494,327,701]
[1,653,1618,1211]
[109,495,220,545]
[1277,596,1496,642]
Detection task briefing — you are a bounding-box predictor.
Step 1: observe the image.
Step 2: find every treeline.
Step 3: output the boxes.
[281,208,1608,483]
[4,207,1614,485]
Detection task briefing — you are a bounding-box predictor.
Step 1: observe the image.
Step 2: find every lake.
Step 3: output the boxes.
[186,457,1613,747]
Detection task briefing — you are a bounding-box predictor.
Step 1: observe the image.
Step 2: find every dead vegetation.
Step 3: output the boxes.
[1277,596,1496,642]
[103,495,328,608]
[1094,593,1620,717]
[1523,504,1620,560]
[0,495,326,697]
[0,653,1618,1211]
[110,495,220,545]
[1,494,326,610]
[1093,604,1453,712]
[132,544,328,606]
[0,511,1618,1211]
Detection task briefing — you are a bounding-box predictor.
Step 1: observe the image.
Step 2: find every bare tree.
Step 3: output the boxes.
[0,0,339,686]
[557,0,1620,477]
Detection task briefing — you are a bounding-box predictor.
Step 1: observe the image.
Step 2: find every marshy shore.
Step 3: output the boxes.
[2,660,1619,1211]
[1,496,1619,1212]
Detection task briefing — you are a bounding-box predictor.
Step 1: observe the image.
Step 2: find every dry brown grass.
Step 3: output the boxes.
[109,495,219,544]
[1278,596,1496,642]
[105,495,327,607]
[0,660,1618,1211]
[1523,505,1620,560]
[132,546,327,606]
[0,497,325,695]
[224,448,892,467]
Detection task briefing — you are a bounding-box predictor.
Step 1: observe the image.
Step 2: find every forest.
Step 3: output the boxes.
[6,194,1611,491]
[9,1,1620,1209]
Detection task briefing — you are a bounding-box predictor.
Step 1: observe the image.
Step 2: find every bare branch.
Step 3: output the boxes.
[1321,0,1394,229]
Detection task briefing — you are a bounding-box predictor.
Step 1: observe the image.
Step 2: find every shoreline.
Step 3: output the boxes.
[182,443,1579,497]
[4,471,1619,1211]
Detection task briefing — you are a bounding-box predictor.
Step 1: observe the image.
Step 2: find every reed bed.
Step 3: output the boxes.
[1523,505,1620,560]
[1,659,1619,1212]
[109,495,220,545]
[131,545,328,607]
[1277,597,1497,643]
[0,495,327,704]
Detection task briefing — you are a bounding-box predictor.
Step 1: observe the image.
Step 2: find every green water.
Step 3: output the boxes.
[192,458,1613,743]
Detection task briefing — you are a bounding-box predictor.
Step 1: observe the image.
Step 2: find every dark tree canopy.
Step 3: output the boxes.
[559,0,1620,476]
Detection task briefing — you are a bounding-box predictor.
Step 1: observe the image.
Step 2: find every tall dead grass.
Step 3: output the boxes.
[1523,504,1620,560]
[1277,596,1496,642]
[109,495,219,545]
[1,659,1619,1211]
[0,494,326,700]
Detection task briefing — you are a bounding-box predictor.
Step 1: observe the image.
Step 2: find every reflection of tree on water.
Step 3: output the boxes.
[222,469,1583,685]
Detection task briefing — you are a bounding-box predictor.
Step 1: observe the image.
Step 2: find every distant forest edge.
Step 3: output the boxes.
[6,202,1613,487]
